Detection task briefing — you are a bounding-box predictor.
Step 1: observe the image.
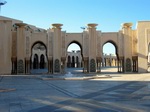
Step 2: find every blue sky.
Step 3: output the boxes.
[1,0,150,53]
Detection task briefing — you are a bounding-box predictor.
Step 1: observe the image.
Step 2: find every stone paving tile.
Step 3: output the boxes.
[9,102,22,112]
[0,104,9,112]
[53,101,119,112]
[0,74,150,112]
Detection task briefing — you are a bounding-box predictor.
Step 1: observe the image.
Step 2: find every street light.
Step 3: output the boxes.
[0,0,7,14]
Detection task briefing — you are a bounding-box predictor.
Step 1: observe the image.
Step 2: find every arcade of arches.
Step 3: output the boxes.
[67,51,117,68]
[1,16,150,74]
[31,43,48,69]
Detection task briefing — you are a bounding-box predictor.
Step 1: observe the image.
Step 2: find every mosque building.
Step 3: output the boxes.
[0,16,150,74]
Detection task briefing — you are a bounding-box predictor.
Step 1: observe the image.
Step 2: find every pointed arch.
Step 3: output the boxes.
[72,56,75,67]
[102,40,119,59]
[76,56,79,67]
[67,40,83,56]
[101,40,119,73]
[33,54,38,69]
[40,54,45,69]
[67,55,71,67]
[30,41,48,74]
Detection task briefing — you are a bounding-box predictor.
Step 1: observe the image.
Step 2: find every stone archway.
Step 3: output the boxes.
[40,54,45,69]
[67,56,71,67]
[66,41,83,74]
[33,54,38,69]
[101,40,120,73]
[30,41,48,74]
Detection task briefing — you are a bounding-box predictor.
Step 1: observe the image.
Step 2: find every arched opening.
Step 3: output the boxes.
[66,42,83,74]
[33,54,38,69]
[72,56,75,67]
[40,54,45,69]
[102,41,118,73]
[30,42,48,74]
[76,56,79,67]
[67,56,71,67]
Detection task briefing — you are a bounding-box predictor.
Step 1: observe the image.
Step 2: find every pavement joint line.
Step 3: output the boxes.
[1,72,150,111]
[0,88,16,92]
[43,82,80,98]
[29,80,139,112]
[80,81,135,99]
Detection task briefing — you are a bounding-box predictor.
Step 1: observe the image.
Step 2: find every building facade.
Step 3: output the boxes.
[0,16,150,74]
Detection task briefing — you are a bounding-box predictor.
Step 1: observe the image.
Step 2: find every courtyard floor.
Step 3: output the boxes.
[0,69,150,112]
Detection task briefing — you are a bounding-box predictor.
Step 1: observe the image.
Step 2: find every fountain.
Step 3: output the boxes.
[65,72,73,77]
[64,72,89,80]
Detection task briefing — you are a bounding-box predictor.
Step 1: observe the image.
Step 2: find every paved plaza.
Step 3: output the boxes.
[0,70,150,112]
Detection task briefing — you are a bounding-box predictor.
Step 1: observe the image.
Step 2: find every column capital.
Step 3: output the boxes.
[119,56,124,60]
[48,56,53,60]
[61,57,66,61]
[83,57,89,61]
[25,57,30,60]
[15,23,27,27]
[52,23,63,29]
[87,23,98,28]
[96,57,102,61]
[122,23,133,28]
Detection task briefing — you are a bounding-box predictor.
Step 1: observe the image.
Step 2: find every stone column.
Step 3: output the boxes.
[11,57,17,74]
[96,57,101,73]
[87,23,98,73]
[25,57,30,74]
[52,24,63,74]
[15,23,27,74]
[102,54,105,67]
[118,60,120,72]
[48,56,53,73]
[120,57,124,72]
[132,56,138,72]
[122,23,133,72]
[61,57,66,74]
[106,58,108,66]
[83,57,88,73]
[118,56,124,73]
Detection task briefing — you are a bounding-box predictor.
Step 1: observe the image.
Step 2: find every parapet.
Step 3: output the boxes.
[15,23,27,27]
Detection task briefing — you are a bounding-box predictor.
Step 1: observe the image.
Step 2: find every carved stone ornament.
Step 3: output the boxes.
[54,59,60,73]
[17,59,24,73]
[90,59,96,72]
[126,58,132,72]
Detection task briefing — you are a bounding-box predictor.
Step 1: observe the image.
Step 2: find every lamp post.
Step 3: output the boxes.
[0,0,7,15]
